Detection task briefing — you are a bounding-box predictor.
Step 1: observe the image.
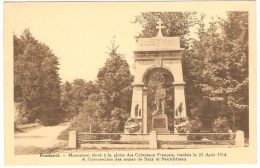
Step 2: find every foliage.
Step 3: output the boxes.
[185,12,248,132]
[60,80,97,119]
[133,12,197,48]
[97,38,133,114]
[210,117,231,140]
[187,117,203,140]
[14,29,63,125]
[175,117,188,125]
[14,102,30,125]
[95,38,133,123]
[59,39,133,139]
[212,117,231,132]
[96,39,133,129]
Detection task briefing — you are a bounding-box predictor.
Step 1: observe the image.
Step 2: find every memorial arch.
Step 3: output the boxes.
[142,65,174,87]
[129,19,187,133]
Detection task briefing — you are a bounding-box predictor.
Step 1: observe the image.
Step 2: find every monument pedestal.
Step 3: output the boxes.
[152,114,170,133]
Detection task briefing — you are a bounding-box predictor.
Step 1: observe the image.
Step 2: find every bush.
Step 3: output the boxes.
[14,102,30,125]
[57,126,74,140]
[58,111,93,140]
[58,100,129,140]
[58,98,101,140]
[38,107,65,126]
[210,117,231,140]
[187,117,203,140]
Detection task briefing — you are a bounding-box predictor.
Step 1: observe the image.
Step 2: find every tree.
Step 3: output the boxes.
[133,12,197,48]
[219,12,249,133]
[95,38,133,131]
[70,79,92,115]
[60,80,98,119]
[60,81,73,117]
[59,39,133,139]
[97,38,133,114]
[14,29,62,125]
[186,12,249,134]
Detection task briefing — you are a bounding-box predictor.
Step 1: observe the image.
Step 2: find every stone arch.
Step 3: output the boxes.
[142,65,174,87]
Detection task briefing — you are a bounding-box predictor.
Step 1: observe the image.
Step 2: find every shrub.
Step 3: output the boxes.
[57,126,74,140]
[210,117,231,140]
[187,117,203,140]
[14,102,30,125]
[38,107,65,126]
[58,98,129,140]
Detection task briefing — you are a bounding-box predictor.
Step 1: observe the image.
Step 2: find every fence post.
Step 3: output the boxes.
[235,130,244,147]
[69,131,78,148]
[149,131,157,149]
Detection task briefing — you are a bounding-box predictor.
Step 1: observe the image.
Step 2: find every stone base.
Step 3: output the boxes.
[151,114,170,133]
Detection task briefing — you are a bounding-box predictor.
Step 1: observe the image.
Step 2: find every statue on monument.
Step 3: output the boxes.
[175,102,183,117]
[152,84,166,116]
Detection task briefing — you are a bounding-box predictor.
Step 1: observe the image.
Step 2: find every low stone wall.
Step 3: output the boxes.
[160,144,235,149]
[68,131,244,149]
[81,143,149,149]
[120,134,150,141]
[157,134,187,141]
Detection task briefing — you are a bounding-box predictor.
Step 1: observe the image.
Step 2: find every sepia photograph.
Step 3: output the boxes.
[3,0,257,166]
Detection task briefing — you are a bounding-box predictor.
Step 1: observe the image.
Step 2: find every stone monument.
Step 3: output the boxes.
[153,84,166,115]
[151,84,170,133]
[125,19,187,134]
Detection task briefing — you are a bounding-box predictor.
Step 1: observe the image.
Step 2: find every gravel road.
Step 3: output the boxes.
[14,122,70,154]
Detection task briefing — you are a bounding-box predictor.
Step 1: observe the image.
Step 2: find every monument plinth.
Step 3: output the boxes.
[152,114,170,133]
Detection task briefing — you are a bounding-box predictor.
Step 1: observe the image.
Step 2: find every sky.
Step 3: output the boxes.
[8,2,227,83]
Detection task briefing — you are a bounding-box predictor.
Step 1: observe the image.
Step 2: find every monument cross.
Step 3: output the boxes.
[156,19,165,37]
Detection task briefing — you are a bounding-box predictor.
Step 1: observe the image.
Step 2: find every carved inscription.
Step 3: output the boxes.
[154,118,167,128]
[137,37,180,50]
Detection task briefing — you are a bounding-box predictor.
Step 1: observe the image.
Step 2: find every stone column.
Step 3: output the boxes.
[142,87,148,133]
[130,83,144,118]
[236,130,245,147]
[129,83,144,133]
[69,131,77,148]
[173,82,186,118]
[149,131,158,149]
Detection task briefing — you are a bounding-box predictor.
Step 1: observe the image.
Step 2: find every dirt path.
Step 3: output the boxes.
[15,122,70,155]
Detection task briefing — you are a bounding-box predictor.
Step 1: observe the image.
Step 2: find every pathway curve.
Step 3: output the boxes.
[14,122,70,154]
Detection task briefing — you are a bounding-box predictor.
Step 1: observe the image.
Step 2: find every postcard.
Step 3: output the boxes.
[3,1,256,165]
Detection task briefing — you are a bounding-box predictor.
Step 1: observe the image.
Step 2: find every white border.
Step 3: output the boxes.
[0,1,259,168]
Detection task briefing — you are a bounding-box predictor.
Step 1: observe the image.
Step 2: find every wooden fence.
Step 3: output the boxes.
[68,130,244,149]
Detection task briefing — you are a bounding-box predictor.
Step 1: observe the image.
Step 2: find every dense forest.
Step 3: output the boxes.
[14,11,249,139]
[14,29,63,126]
